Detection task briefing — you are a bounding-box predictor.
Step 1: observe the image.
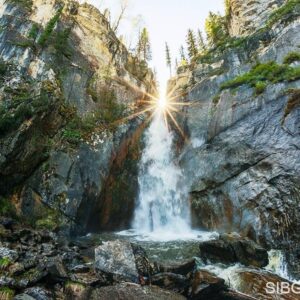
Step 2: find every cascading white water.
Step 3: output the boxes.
[131,109,193,239]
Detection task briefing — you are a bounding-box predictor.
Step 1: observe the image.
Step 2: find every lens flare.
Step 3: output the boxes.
[157,96,167,110]
[110,75,193,140]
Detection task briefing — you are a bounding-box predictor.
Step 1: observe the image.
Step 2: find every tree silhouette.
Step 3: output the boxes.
[165,42,172,76]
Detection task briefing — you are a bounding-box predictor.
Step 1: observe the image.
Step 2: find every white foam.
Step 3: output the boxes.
[117,229,219,242]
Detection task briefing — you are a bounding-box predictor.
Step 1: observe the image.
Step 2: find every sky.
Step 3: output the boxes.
[83,0,225,93]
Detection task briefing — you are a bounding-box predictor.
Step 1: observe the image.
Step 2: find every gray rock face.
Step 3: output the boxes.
[0,0,154,234]
[169,3,300,279]
[228,0,285,36]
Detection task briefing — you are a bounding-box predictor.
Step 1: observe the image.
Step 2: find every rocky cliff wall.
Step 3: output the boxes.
[169,0,300,278]
[0,0,155,234]
[228,0,286,36]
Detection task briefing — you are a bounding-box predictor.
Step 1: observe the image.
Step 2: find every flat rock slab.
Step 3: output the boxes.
[94,240,139,281]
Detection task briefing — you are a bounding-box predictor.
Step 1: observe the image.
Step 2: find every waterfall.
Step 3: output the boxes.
[132,109,192,239]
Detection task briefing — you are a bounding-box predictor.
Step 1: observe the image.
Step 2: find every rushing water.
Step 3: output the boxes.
[131,110,193,239]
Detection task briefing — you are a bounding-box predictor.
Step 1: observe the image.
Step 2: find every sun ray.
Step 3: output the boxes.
[165,108,187,140]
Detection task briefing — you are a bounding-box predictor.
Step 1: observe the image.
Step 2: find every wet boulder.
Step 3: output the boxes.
[189,269,226,299]
[94,240,151,283]
[233,268,300,300]
[199,233,268,267]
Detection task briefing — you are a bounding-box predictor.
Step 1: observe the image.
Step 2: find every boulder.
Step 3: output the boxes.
[199,233,268,267]
[0,247,18,261]
[90,282,186,300]
[234,268,300,300]
[94,240,150,283]
[189,269,226,299]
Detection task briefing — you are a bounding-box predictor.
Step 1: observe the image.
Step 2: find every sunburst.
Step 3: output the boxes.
[112,75,191,140]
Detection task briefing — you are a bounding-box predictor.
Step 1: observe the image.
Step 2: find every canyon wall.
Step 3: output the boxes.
[0,0,155,234]
[169,0,300,278]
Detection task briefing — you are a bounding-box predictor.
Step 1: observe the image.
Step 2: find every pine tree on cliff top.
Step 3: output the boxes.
[165,42,172,77]
[136,27,152,62]
[197,29,206,52]
[186,29,198,59]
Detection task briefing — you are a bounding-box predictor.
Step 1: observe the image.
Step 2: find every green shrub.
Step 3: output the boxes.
[255,81,267,94]
[37,7,63,47]
[28,23,39,40]
[212,94,221,105]
[7,0,32,11]
[267,0,300,27]
[0,257,12,269]
[0,197,16,217]
[205,12,228,46]
[0,60,7,77]
[0,287,14,300]
[221,62,300,92]
[54,28,72,58]
[284,52,300,64]
[62,129,82,144]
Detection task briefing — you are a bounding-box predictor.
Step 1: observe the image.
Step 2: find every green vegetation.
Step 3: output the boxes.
[186,29,198,59]
[0,197,16,217]
[0,87,53,137]
[212,94,221,106]
[0,287,14,300]
[28,23,39,40]
[35,209,61,231]
[267,0,300,27]
[7,0,32,11]
[54,28,72,58]
[0,60,7,78]
[205,12,228,46]
[37,7,63,47]
[221,62,300,93]
[283,52,300,64]
[255,81,268,95]
[0,257,12,269]
[165,42,172,76]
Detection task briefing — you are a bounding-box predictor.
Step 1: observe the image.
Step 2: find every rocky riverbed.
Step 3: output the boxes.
[1,218,299,299]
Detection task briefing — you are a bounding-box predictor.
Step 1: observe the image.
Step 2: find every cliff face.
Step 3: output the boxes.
[0,0,155,234]
[228,0,286,36]
[169,0,300,278]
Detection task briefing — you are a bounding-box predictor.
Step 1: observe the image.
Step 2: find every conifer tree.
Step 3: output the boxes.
[197,29,206,52]
[186,29,198,59]
[165,42,172,76]
[180,45,186,61]
[136,28,152,62]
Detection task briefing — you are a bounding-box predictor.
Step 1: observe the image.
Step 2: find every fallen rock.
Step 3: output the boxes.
[90,282,187,300]
[234,268,300,300]
[199,233,268,267]
[23,287,53,300]
[0,247,18,261]
[189,269,226,299]
[94,240,150,283]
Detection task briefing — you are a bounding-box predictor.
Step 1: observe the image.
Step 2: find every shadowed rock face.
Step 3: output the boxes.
[0,0,155,234]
